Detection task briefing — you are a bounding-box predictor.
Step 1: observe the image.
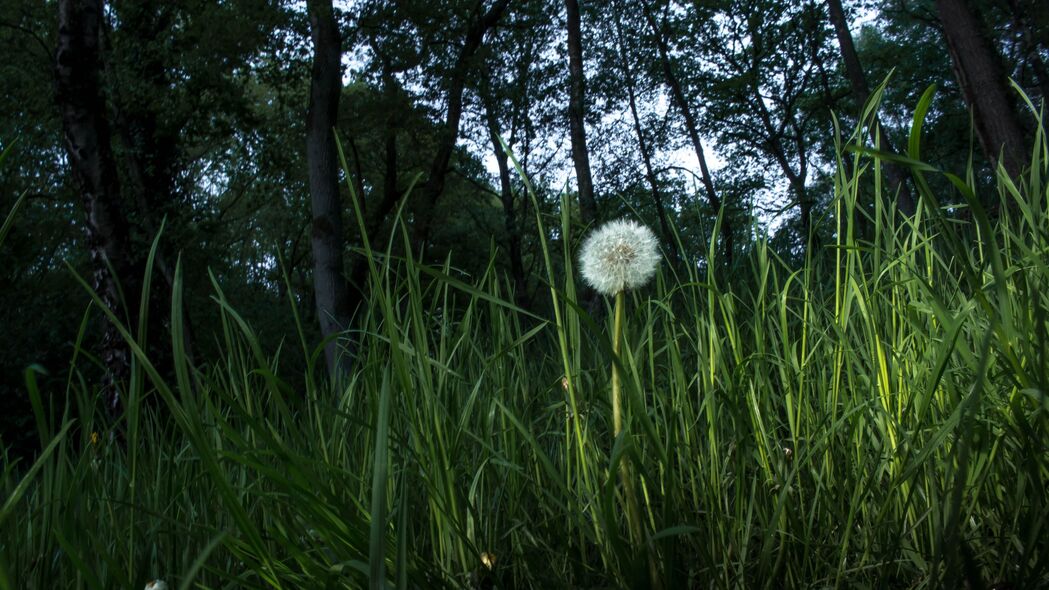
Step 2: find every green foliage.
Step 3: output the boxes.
[3,0,1049,585]
[3,103,1048,588]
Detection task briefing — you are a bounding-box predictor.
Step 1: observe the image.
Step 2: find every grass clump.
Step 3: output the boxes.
[2,96,1048,589]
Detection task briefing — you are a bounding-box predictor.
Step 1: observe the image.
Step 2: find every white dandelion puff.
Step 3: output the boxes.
[579,219,661,295]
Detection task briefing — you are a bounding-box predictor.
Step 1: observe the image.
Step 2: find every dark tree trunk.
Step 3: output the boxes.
[381,73,398,229]
[413,0,511,247]
[56,0,138,416]
[306,0,352,375]
[826,0,916,216]
[826,0,868,99]
[345,64,403,313]
[516,37,536,176]
[761,115,814,243]
[107,4,196,368]
[565,0,599,228]
[641,1,732,265]
[372,64,403,238]
[109,5,179,224]
[613,9,677,261]
[936,0,1027,180]
[482,89,528,305]
[745,33,818,251]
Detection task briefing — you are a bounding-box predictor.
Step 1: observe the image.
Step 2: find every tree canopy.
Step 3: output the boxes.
[1,0,1046,450]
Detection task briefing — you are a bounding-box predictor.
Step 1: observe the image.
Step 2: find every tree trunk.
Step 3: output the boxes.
[565,0,599,228]
[345,64,404,314]
[482,88,528,305]
[826,0,916,215]
[762,113,814,242]
[641,1,732,264]
[381,74,398,230]
[109,5,179,224]
[306,0,352,375]
[56,0,138,416]
[613,9,677,261]
[414,0,511,247]
[745,36,818,250]
[107,4,196,369]
[936,0,1027,180]
[372,64,403,238]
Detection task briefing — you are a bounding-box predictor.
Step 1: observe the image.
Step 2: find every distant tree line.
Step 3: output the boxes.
[0,0,1045,450]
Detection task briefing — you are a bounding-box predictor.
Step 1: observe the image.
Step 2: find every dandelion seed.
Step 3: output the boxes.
[578,219,660,296]
[144,580,168,590]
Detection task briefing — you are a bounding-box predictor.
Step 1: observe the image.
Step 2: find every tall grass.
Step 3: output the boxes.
[2,94,1048,589]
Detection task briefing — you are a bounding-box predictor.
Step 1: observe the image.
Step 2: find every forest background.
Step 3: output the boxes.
[1,0,1048,586]
[3,0,1045,450]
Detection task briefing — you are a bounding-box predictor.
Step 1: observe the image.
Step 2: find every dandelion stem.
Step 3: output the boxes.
[612,290,625,437]
[612,290,649,577]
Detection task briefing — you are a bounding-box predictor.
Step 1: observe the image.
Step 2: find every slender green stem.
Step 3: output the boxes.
[612,291,626,437]
[613,290,662,588]
[613,292,643,544]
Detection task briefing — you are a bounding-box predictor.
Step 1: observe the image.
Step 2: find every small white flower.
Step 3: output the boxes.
[144,580,168,590]
[579,219,661,295]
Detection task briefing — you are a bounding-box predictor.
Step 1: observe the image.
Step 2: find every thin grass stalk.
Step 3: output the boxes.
[497,136,603,553]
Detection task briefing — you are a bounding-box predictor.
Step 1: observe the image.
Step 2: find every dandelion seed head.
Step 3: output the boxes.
[579,219,660,295]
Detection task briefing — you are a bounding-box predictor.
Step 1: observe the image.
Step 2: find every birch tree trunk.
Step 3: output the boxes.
[306,0,352,375]
[56,0,138,416]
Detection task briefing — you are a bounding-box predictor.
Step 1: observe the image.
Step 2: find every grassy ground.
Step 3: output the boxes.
[2,96,1048,589]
